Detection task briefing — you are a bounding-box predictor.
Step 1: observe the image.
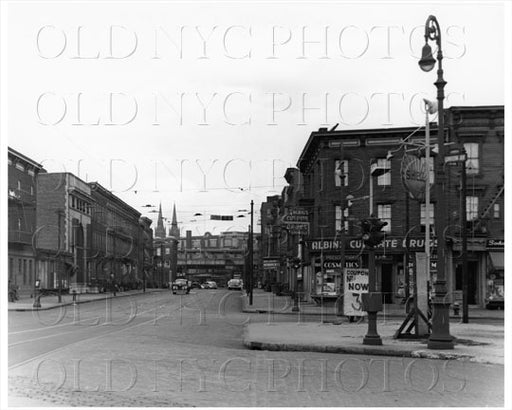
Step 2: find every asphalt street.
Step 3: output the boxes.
[8,289,504,407]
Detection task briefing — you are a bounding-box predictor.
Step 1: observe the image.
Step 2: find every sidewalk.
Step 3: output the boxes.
[7,288,165,312]
[242,290,505,365]
[242,289,504,320]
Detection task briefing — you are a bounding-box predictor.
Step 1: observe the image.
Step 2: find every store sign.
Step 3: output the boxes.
[308,237,437,252]
[401,154,431,201]
[487,239,504,250]
[315,258,360,269]
[343,268,369,317]
[281,207,310,235]
[263,258,280,269]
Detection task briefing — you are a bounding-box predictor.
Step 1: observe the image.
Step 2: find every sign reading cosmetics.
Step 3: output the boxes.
[315,258,360,269]
[308,237,438,253]
[343,268,369,317]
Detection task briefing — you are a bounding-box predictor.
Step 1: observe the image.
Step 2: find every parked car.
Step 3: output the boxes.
[171,278,190,294]
[203,281,217,289]
[227,279,243,290]
[485,294,504,310]
[190,281,202,289]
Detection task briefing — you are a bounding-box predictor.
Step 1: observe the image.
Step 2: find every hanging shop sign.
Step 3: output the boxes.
[343,268,369,317]
[400,154,432,201]
[280,207,310,235]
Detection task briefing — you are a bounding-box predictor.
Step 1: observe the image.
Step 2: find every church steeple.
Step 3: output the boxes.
[155,202,166,239]
[169,203,180,239]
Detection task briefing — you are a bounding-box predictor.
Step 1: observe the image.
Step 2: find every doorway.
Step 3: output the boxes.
[381,263,393,303]
[455,260,479,304]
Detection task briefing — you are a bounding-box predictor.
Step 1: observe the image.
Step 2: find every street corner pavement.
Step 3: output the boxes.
[7,288,166,312]
[242,321,505,365]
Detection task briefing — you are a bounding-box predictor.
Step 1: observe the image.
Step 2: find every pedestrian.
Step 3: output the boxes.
[8,280,19,302]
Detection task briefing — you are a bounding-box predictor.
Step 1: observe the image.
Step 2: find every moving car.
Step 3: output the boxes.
[171,278,190,294]
[227,278,243,290]
[203,281,217,289]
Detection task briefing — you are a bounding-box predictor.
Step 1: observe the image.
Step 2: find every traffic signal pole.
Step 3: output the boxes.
[363,245,382,345]
[361,217,386,346]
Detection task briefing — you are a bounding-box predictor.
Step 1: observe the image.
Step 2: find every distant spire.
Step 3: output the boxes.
[169,203,180,239]
[155,202,166,239]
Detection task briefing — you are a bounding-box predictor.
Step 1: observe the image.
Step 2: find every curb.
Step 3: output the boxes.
[8,289,163,312]
[242,339,474,361]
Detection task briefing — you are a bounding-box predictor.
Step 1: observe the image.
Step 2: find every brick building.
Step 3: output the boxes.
[89,182,143,291]
[7,148,46,294]
[139,216,155,289]
[177,230,260,287]
[35,173,93,292]
[293,105,504,307]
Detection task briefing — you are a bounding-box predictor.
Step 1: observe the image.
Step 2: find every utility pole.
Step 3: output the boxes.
[461,148,468,323]
[337,143,347,316]
[249,200,254,305]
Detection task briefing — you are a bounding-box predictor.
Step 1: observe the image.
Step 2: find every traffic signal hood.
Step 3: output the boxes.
[359,218,388,248]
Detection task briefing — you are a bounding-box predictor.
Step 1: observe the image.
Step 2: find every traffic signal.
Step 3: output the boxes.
[360,217,388,248]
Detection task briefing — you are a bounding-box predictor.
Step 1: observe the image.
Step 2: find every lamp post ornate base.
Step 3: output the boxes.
[427,280,454,349]
[363,311,382,345]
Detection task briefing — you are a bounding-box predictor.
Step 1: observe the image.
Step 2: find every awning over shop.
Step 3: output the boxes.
[489,252,504,270]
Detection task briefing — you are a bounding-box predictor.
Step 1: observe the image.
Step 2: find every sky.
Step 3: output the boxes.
[2,0,509,236]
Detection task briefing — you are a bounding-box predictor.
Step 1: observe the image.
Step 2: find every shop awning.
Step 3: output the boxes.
[489,252,504,270]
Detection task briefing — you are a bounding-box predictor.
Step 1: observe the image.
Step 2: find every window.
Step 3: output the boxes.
[334,160,349,187]
[464,143,479,175]
[15,162,25,171]
[17,180,21,190]
[376,158,391,186]
[377,204,391,232]
[420,203,435,232]
[23,259,27,285]
[466,196,479,221]
[335,205,349,233]
[493,203,500,219]
[28,169,35,177]
[9,258,13,281]
[165,248,170,255]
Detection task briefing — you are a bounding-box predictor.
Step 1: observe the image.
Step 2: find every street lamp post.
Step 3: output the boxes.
[56,209,63,303]
[418,14,454,349]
